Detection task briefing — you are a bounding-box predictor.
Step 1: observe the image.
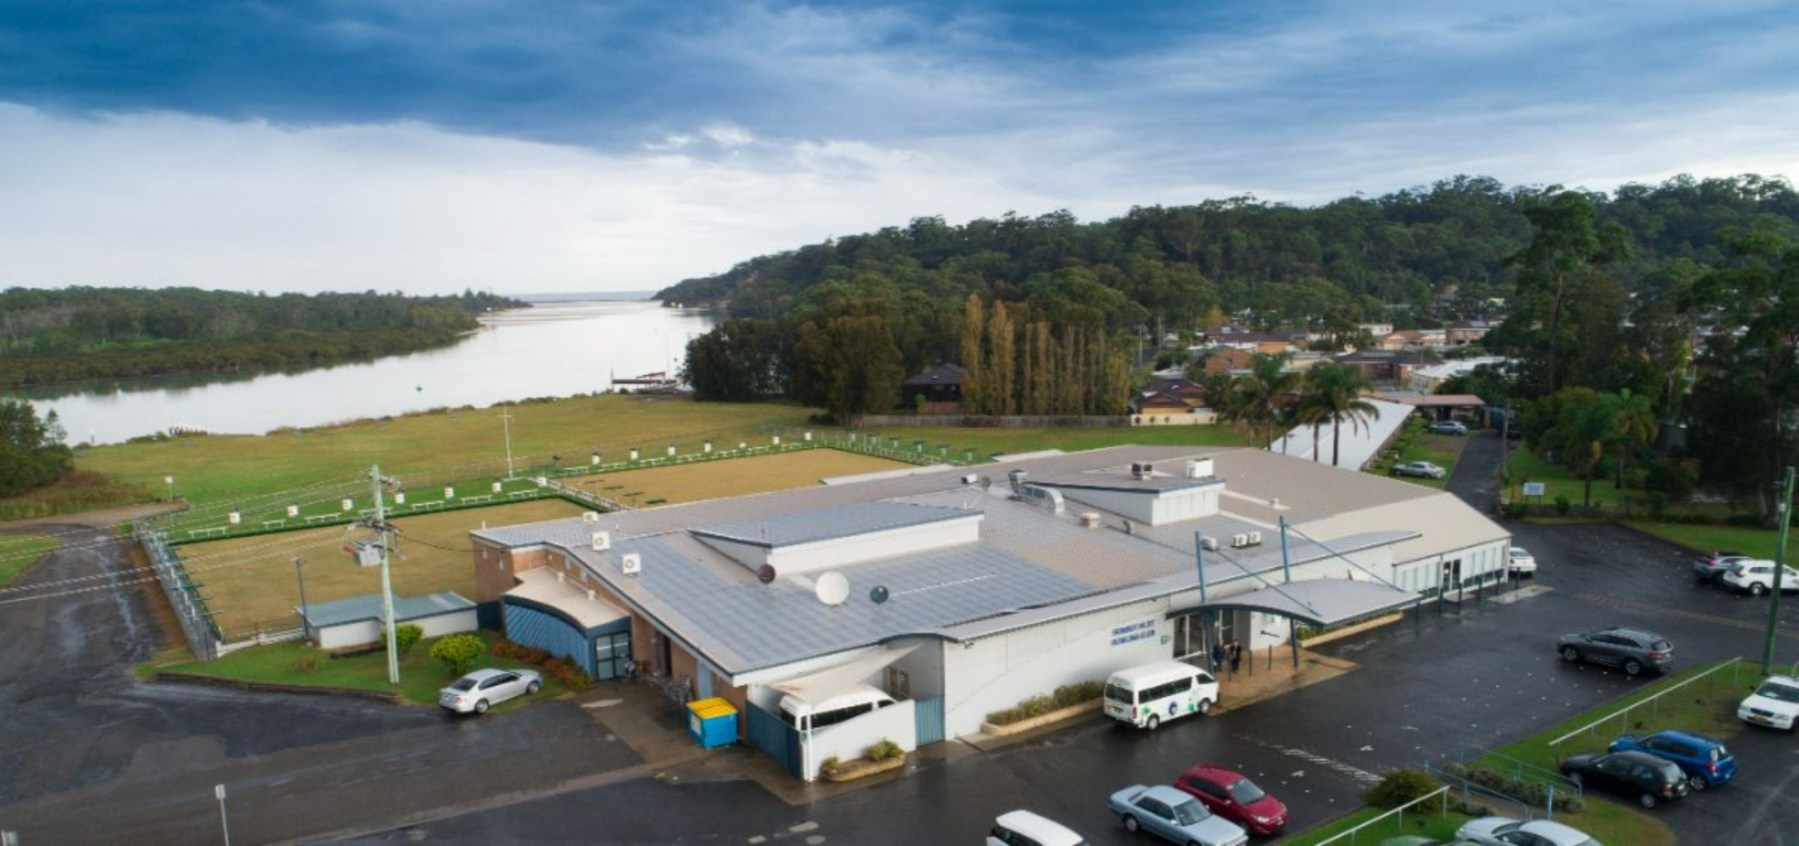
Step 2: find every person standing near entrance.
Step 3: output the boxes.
[1210,641,1226,675]
[1229,641,1242,676]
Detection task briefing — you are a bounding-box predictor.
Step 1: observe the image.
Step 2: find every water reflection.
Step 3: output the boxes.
[19,299,716,445]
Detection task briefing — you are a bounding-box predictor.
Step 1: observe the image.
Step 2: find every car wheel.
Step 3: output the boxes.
[1688,773,1708,791]
[1197,698,1213,715]
[1639,793,1657,809]
[1752,582,1768,597]
[1123,815,1141,833]
[1561,646,1580,662]
[526,680,541,695]
[473,699,489,715]
[1145,715,1160,731]
[1624,659,1644,677]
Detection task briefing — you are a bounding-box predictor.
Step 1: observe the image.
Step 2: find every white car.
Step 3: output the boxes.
[1739,674,1799,731]
[1720,560,1799,597]
[988,810,1086,846]
[1390,461,1447,479]
[1508,547,1538,576]
[1456,816,1599,846]
[438,667,542,715]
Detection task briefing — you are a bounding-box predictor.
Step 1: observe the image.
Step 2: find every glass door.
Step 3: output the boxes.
[593,632,632,680]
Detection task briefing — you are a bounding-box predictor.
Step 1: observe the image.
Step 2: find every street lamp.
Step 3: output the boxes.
[1764,467,1795,675]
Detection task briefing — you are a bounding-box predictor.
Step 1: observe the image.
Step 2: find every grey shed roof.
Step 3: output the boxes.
[1188,579,1417,627]
[298,591,474,627]
[691,502,977,548]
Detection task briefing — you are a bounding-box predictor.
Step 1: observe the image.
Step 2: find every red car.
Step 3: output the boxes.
[1173,764,1289,837]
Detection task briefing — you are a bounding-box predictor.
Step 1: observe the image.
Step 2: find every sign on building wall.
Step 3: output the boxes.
[1111,618,1158,647]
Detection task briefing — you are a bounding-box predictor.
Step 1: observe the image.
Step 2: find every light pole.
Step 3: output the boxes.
[165,475,174,502]
[1764,466,1795,675]
[501,408,515,480]
[215,783,231,846]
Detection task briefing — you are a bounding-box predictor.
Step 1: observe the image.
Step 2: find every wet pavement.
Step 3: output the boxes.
[9,440,1799,843]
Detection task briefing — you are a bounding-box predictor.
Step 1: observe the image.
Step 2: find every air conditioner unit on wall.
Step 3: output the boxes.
[620,552,641,575]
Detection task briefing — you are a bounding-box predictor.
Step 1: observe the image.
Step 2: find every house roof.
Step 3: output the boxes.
[1375,393,1487,407]
[472,446,1507,681]
[901,363,967,387]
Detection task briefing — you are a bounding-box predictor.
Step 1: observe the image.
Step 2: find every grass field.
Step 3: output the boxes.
[1624,521,1799,561]
[1384,432,1467,490]
[156,630,559,707]
[78,395,819,506]
[1504,449,1629,509]
[0,533,57,587]
[179,450,909,639]
[1284,802,1474,846]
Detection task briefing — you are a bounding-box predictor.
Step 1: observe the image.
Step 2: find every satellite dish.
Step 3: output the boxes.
[756,564,777,584]
[870,585,890,604]
[816,571,850,606]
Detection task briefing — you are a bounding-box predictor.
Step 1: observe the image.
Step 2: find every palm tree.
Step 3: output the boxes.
[1609,389,1656,489]
[1224,353,1299,450]
[1306,364,1381,467]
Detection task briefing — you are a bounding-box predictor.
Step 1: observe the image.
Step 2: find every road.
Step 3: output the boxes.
[8,438,1799,844]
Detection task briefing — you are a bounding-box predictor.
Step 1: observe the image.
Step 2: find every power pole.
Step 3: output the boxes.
[370,465,401,684]
[1764,466,1795,675]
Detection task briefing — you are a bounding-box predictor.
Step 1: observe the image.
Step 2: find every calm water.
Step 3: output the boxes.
[20,299,717,445]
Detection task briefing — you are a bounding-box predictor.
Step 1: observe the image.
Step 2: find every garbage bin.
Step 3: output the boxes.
[686,697,738,749]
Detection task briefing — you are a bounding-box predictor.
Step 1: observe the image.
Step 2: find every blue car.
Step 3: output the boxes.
[1609,729,1736,790]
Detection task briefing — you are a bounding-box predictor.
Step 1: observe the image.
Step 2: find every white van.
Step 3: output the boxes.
[777,684,896,732]
[1102,660,1219,730]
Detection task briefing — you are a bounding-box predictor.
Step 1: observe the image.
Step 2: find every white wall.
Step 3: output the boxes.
[774,516,980,575]
[415,608,478,639]
[941,598,1171,737]
[1150,488,1221,525]
[316,619,380,650]
[803,700,918,781]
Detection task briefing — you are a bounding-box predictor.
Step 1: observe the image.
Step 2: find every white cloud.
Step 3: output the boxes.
[702,123,755,148]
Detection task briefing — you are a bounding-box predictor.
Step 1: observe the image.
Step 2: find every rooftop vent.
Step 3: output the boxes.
[591,531,611,551]
[1131,461,1155,479]
[1187,458,1214,479]
[1081,511,1102,529]
[1008,469,1029,495]
[620,553,641,576]
[582,511,600,524]
[1201,535,1220,551]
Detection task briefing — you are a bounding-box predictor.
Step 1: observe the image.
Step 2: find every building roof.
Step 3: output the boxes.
[506,568,629,630]
[1375,393,1487,407]
[472,446,1507,681]
[901,363,967,387]
[692,502,976,549]
[298,591,474,627]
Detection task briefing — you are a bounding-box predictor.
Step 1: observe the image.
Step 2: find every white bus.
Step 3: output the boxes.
[1102,660,1219,730]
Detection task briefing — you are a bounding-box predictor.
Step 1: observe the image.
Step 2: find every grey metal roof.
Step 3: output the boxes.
[582,534,1096,675]
[690,502,978,548]
[1187,578,1418,627]
[1033,473,1222,494]
[297,591,474,627]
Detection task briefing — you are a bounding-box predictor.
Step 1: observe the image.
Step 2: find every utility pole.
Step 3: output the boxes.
[293,555,310,645]
[1764,466,1795,675]
[370,465,401,684]
[501,408,515,480]
[215,784,231,846]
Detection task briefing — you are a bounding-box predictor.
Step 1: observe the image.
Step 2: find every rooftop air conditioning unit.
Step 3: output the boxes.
[582,511,600,524]
[1201,536,1220,551]
[591,531,611,551]
[1248,530,1263,545]
[620,553,641,576]
[1231,533,1249,548]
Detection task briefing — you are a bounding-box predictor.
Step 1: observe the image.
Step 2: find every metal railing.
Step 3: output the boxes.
[1314,787,1451,846]
[135,522,220,661]
[1548,657,1752,750]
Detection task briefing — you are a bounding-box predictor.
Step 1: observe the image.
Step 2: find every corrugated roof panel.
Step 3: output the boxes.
[691,502,978,548]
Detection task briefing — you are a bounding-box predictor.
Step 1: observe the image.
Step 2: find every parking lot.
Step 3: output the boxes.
[10,436,1799,844]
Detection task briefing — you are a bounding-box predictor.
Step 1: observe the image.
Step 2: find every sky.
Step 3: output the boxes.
[1,1,1796,296]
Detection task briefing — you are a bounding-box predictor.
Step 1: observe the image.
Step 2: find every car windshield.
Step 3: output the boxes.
[1511,549,1529,558]
[1169,798,1210,825]
[1755,680,1799,702]
[1227,778,1266,804]
[1104,683,1134,704]
[449,678,478,691]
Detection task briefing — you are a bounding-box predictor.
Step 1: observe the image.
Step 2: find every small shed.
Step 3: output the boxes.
[298,591,478,649]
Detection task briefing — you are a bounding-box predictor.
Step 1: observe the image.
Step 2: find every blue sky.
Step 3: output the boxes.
[1,1,1795,294]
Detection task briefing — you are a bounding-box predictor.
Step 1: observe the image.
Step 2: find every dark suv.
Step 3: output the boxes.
[1557,627,1673,676]
[1560,749,1690,808]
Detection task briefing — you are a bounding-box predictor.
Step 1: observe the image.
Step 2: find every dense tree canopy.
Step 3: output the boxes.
[0,287,522,388]
[0,399,73,497]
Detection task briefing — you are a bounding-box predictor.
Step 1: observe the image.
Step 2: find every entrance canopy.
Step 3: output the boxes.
[770,646,916,704]
[1176,578,1416,628]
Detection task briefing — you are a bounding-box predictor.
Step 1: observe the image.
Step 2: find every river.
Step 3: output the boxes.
[20,298,718,445]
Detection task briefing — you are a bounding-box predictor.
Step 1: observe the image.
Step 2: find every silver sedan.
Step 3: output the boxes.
[439,667,543,714]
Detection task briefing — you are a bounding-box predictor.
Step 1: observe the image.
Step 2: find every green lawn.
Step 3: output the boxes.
[1503,449,1628,510]
[865,423,1250,459]
[1282,801,1474,845]
[1625,521,1799,561]
[154,630,564,709]
[1384,432,1467,490]
[0,533,57,587]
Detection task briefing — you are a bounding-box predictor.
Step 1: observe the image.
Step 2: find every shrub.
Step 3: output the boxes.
[517,647,550,665]
[491,638,518,659]
[1553,495,1571,516]
[1051,680,1103,709]
[986,681,1104,725]
[820,755,841,775]
[1503,501,1529,520]
[1438,763,1585,812]
[392,624,423,656]
[429,633,486,677]
[864,738,903,762]
[1363,769,1439,809]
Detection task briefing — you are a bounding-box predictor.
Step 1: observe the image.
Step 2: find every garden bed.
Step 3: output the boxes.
[821,753,907,782]
[981,699,1102,737]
